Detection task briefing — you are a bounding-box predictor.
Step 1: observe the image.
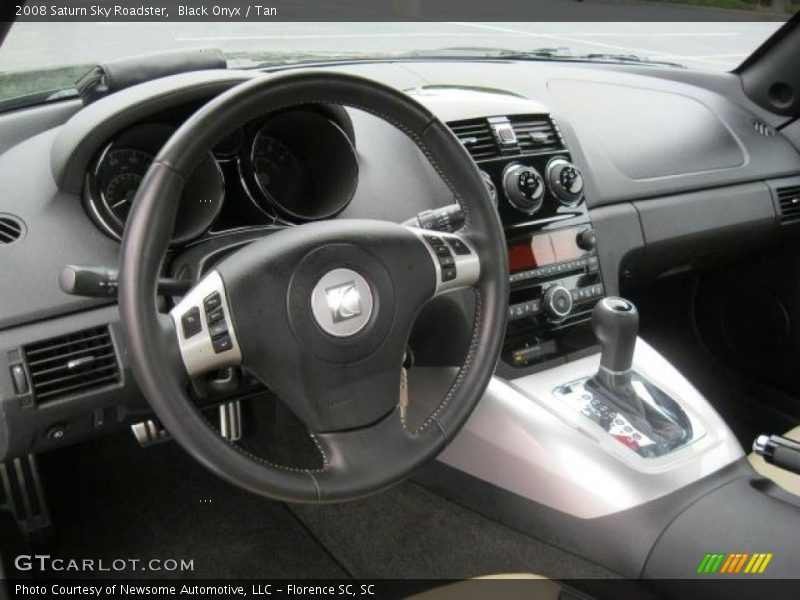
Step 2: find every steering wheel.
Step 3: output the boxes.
[118,71,508,503]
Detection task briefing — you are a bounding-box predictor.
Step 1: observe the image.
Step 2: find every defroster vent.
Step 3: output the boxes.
[23,326,120,402]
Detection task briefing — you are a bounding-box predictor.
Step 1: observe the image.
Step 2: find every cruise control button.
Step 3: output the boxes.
[434,244,452,257]
[206,306,224,324]
[181,307,202,339]
[447,238,472,255]
[208,320,228,339]
[212,334,233,354]
[204,292,221,313]
[423,235,445,246]
[441,266,457,282]
[438,254,455,268]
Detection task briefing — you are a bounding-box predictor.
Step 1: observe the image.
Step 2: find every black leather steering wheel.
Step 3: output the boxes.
[118,71,508,503]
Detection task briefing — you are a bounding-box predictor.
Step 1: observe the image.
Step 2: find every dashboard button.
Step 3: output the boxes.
[10,364,29,395]
[181,307,202,339]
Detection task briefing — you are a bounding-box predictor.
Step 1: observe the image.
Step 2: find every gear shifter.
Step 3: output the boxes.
[591,297,639,387]
[585,297,690,451]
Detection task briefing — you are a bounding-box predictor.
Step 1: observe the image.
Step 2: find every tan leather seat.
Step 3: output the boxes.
[407,574,560,600]
[748,425,800,495]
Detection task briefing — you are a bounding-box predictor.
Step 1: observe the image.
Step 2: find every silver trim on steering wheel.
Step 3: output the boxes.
[407,227,481,296]
[169,270,242,377]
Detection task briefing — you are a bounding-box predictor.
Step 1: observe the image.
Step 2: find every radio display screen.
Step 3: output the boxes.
[508,228,585,273]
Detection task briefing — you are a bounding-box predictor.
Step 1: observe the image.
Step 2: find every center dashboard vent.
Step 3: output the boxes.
[776,185,800,226]
[22,326,120,402]
[448,114,564,162]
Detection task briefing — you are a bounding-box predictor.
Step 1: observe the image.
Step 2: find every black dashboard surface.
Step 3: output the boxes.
[1,59,799,331]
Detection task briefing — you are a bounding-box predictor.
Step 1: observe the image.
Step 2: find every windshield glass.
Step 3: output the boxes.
[0,21,786,106]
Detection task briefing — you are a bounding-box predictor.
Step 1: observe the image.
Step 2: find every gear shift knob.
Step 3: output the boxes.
[592,297,639,374]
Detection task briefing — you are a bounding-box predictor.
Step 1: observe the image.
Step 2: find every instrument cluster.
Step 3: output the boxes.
[83,107,358,243]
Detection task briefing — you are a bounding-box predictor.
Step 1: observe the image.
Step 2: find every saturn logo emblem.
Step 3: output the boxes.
[311,269,374,337]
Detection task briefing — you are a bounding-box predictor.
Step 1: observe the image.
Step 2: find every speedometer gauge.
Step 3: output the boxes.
[85,123,226,244]
[100,148,154,225]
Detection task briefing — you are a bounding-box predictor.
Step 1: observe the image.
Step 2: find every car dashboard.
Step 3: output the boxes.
[1,58,800,460]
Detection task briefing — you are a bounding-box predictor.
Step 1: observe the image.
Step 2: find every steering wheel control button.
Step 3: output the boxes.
[208,320,228,339]
[206,306,224,324]
[447,238,472,255]
[311,268,374,338]
[212,334,233,354]
[441,266,458,282]
[181,307,202,339]
[204,292,221,313]
[438,254,455,268]
[423,235,445,246]
[170,271,242,377]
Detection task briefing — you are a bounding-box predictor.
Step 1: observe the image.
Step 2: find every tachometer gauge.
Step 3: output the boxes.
[244,111,358,221]
[251,133,307,206]
[100,148,153,225]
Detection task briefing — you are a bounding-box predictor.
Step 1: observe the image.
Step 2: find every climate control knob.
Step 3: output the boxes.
[547,158,585,206]
[503,164,545,214]
[543,285,574,321]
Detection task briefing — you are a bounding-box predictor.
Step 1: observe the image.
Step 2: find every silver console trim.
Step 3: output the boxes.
[437,338,744,518]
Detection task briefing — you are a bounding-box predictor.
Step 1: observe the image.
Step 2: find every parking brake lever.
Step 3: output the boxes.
[59,264,191,298]
[753,434,800,476]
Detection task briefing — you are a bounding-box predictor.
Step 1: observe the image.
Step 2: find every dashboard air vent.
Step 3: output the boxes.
[510,115,563,154]
[23,326,120,402]
[449,119,500,161]
[753,120,776,137]
[0,215,24,245]
[777,185,800,226]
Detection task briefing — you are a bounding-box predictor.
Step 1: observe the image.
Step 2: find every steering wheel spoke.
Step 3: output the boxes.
[168,270,243,377]
[406,227,481,297]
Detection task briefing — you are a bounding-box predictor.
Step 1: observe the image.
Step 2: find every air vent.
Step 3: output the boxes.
[753,120,776,137]
[510,115,564,154]
[449,118,500,161]
[23,326,120,402]
[0,215,24,245]
[776,185,800,226]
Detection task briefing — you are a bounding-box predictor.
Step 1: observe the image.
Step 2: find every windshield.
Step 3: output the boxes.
[0,21,786,106]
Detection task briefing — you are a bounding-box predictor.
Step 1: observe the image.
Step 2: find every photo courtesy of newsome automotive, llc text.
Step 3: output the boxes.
[2,0,800,598]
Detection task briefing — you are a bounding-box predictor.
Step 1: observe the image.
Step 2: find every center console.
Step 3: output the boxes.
[446,112,604,371]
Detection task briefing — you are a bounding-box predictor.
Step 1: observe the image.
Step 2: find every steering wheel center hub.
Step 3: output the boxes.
[311,268,374,337]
